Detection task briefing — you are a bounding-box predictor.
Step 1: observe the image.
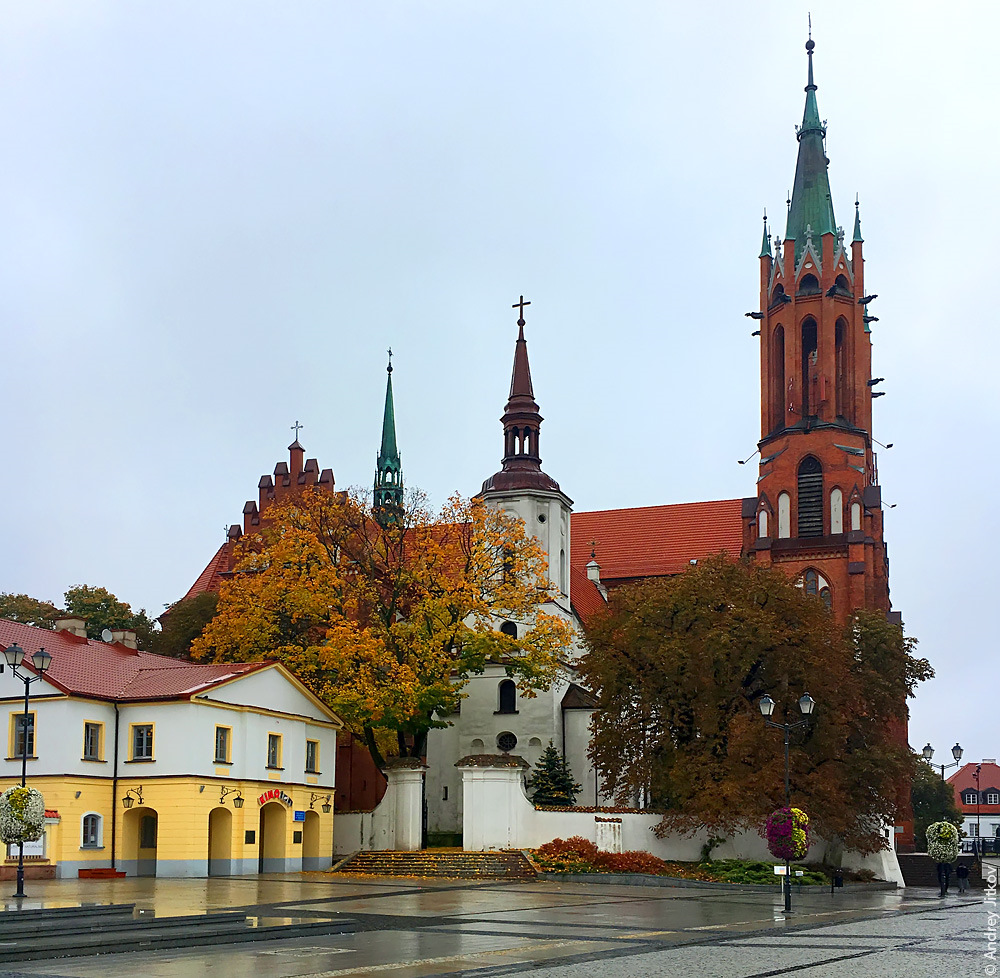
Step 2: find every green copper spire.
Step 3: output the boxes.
[759,210,772,258]
[852,195,864,243]
[374,349,403,524]
[784,37,837,260]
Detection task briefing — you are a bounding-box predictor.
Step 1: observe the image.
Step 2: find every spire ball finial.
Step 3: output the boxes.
[806,38,815,52]
[387,346,393,374]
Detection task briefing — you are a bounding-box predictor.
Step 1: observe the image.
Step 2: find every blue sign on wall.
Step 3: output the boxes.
[293,810,306,822]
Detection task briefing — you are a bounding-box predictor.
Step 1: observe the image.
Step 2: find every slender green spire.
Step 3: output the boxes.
[759,210,772,258]
[784,37,837,259]
[374,349,402,524]
[853,195,864,243]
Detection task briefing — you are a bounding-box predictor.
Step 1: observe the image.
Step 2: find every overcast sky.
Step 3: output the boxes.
[1,2,996,770]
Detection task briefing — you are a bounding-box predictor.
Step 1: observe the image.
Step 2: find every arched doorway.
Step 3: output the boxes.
[258,802,286,873]
[302,810,321,870]
[122,806,158,877]
[208,807,232,876]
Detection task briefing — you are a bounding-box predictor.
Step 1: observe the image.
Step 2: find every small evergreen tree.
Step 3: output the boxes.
[527,742,582,807]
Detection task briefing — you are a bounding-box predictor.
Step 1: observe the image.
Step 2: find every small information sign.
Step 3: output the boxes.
[293,810,306,822]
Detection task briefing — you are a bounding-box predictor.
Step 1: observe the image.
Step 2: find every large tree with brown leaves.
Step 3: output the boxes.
[580,554,932,854]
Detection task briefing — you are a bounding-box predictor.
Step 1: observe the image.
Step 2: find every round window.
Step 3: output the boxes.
[496,732,517,753]
[537,513,547,523]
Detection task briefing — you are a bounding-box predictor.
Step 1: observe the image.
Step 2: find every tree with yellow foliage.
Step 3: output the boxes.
[191,488,573,766]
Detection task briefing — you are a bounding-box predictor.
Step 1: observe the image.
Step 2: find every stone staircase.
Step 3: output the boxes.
[898,853,988,889]
[334,849,537,879]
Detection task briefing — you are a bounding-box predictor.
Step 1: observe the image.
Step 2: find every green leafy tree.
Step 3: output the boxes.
[527,742,582,807]
[149,592,219,659]
[912,760,963,852]
[580,554,933,854]
[0,593,60,628]
[63,585,156,650]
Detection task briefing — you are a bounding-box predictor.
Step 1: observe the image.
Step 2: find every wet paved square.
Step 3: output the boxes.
[0,874,989,977]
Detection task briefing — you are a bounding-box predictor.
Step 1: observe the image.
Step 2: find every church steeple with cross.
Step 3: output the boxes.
[374,349,403,526]
[481,297,573,598]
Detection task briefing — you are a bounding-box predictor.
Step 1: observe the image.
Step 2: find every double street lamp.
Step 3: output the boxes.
[2,642,53,899]
[921,742,963,780]
[759,692,816,915]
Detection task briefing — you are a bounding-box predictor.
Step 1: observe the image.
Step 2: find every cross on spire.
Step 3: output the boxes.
[290,420,304,441]
[387,347,393,373]
[512,295,531,325]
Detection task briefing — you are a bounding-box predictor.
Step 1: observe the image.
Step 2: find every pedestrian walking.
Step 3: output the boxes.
[956,861,970,893]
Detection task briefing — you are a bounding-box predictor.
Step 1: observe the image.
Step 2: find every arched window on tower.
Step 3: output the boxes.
[560,549,567,594]
[771,325,785,433]
[770,284,787,308]
[834,273,851,295]
[801,318,818,416]
[798,568,833,610]
[497,679,517,714]
[835,318,848,419]
[798,273,821,296]
[830,488,843,534]
[499,621,518,639]
[777,492,791,539]
[851,501,862,532]
[797,456,823,537]
[758,509,768,538]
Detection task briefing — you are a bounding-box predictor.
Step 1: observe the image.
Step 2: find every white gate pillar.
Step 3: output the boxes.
[382,760,426,852]
[457,754,530,851]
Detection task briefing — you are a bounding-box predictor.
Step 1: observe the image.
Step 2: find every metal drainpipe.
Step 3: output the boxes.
[110,703,120,868]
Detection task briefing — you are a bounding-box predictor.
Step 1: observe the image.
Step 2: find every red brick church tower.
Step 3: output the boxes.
[743,36,894,628]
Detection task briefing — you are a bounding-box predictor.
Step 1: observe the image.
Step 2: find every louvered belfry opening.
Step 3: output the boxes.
[797,456,824,537]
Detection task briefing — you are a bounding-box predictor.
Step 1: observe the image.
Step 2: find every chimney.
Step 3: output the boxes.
[303,458,319,485]
[274,461,290,489]
[111,629,138,651]
[54,615,87,638]
[243,501,259,533]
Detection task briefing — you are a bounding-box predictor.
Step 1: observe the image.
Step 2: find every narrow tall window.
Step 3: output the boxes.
[758,510,768,537]
[305,739,319,773]
[498,680,517,714]
[771,325,785,432]
[13,714,34,758]
[82,814,101,848]
[131,724,153,760]
[83,722,102,761]
[830,488,843,535]
[797,456,823,537]
[851,501,862,531]
[835,318,848,419]
[215,726,230,764]
[777,493,791,539]
[801,319,818,416]
[267,733,282,768]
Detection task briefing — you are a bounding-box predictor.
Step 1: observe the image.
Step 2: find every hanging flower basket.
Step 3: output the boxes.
[765,806,810,861]
[0,786,45,845]
[926,821,960,863]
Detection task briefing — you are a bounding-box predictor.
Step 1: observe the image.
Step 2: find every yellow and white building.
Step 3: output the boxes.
[1,616,341,878]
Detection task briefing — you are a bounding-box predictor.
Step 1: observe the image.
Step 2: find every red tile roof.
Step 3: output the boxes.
[570,498,745,583]
[180,541,235,603]
[0,618,266,702]
[569,566,608,626]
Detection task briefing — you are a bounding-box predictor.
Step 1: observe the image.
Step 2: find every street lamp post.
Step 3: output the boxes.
[2,642,53,899]
[921,742,963,781]
[759,692,816,915]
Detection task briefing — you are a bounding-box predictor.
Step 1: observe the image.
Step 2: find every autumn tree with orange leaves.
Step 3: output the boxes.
[191,488,573,766]
[580,555,932,854]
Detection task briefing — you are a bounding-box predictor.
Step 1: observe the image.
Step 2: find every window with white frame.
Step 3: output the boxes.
[987,792,999,805]
[964,791,978,805]
[81,813,102,848]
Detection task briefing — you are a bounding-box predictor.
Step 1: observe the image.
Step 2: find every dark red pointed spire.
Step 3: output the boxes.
[481,298,563,496]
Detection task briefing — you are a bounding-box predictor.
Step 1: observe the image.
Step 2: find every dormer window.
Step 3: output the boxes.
[964,791,978,805]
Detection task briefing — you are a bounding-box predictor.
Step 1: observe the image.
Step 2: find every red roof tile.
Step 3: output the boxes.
[569,566,608,626]
[0,618,265,702]
[570,498,745,583]
[180,541,235,603]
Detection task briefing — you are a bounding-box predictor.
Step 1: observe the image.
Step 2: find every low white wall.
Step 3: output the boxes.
[333,765,425,854]
[458,759,903,883]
